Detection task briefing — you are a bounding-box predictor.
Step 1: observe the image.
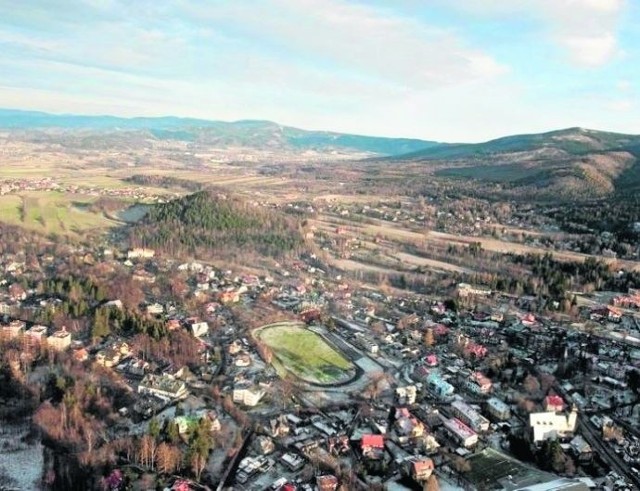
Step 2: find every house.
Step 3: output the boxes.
[72,347,89,362]
[396,385,417,405]
[146,303,164,315]
[218,290,240,304]
[235,353,252,367]
[316,475,338,491]
[544,395,565,412]
[443,417,478,447]
[426,371,454,398]
[1,319,25,339]
[570,435,593,462]
[529,407,578,443]
[463,372,492,395]
[138,374,188,401]
[232,385,265,406]
[406,457,434,482]
[424,354,438,367]
[486,397,511,420]
[127,248,155,259]
[282,452,305,471]
[189,321,209,338]
[361,434,385,459]
[457,283,491,298]
[48,327,72,351]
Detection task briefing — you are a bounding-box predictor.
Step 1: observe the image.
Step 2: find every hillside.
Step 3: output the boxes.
[396,127,640,160]
[388,128,640,201]
[129,190,304,259]
[0,109,440,156]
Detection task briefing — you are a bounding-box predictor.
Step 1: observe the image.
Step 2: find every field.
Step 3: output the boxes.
[255,322,356,385]
[0,191,117,236]
[465,448,550,490]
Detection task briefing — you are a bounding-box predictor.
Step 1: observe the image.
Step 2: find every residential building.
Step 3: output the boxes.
[426,371,454,398]
[233,385,265,407]
[486,397,511,420]
[451,400,490,432]
[190,321,209,338]
[1,319,25,339]
[406,457,434,482]
[48,327,71,351]
[361,434,385,459]
[127,248,155,259]
[443,417,478,447]
[138,374,188,401]
[396,385,417,405]
[25,324,48,346]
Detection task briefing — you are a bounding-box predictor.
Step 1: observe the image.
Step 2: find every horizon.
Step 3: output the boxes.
[1,106,639,144]
[1,1,639,141]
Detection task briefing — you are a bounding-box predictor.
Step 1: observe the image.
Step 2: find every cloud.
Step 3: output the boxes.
[179,0,507,89]
[448,0,626,67]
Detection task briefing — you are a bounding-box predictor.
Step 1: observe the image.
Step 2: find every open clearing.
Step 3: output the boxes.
[313,216,640,272]
[0,191,118,236]
[255,322,355,385]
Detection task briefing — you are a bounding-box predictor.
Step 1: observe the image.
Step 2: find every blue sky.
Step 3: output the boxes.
[0,0,638,141]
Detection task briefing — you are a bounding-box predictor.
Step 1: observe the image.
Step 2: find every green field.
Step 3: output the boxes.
[256,322,355,385]
[0,191,118,236]
[466,448,550,490]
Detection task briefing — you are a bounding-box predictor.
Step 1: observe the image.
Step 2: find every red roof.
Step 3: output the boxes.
[546,395,564,408]
[282,484,297,491]
[361,434,384,448]
[412,458,434,474]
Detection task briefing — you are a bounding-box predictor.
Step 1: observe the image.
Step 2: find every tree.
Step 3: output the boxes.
[424,475,440,491]
[156,442,181,475]
[424,328,435,348]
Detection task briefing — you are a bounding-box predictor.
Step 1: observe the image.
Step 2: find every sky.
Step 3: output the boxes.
[0,0,638,142]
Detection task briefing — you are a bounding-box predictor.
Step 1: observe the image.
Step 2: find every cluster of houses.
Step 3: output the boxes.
[0,319,72,351]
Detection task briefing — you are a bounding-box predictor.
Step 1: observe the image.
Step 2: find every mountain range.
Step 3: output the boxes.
[0,108,440,157]
[3,108,640,199]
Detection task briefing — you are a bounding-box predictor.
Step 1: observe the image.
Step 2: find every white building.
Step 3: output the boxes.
[127,248,155,259]
[233,386,265,407]
[138,374,188,401]
[190,321,209,338]
[451,400,490,432]
[48,327,72,351]
[529,407,578,443]
[396,385,417,405]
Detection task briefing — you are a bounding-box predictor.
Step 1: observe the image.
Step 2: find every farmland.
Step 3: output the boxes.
[255,322,356,385]
[0,191,117,236]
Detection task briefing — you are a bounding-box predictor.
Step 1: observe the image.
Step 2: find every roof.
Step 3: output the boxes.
[361,434,384,448]
[411,458,434,473]
[546,395,564,407]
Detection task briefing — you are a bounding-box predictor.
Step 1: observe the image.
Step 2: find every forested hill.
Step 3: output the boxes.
[129,190,304,259]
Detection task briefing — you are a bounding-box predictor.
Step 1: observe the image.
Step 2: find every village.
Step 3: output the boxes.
[1,237,640,491]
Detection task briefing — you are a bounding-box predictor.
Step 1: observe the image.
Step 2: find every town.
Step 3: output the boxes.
[2,226,640,491]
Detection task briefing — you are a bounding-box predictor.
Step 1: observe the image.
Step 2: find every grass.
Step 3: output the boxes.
[256,322,355,385]
[465,448,548,490]
[0,191,117,236]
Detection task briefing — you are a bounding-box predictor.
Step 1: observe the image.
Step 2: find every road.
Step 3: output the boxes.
[578,417,640,488]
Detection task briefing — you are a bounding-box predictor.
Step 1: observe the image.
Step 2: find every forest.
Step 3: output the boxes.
[129,189,305,258]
